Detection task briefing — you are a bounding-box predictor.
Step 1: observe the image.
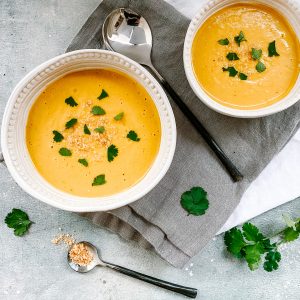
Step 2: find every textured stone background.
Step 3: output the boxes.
[0,1,299,299]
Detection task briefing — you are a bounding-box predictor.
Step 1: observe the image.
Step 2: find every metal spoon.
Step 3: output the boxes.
[68,241,197,298]
[102,8,243,182]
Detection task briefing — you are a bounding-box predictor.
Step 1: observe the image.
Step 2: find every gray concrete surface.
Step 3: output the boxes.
[0,1,299,299]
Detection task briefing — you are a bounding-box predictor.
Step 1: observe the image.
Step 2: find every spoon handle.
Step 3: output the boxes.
[104,262,197,298]
[146,64,243,182]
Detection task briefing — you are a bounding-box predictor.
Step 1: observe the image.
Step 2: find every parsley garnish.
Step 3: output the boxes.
[127,130,140,141]
[226,52,239,61]
[234,31,246,46]
[91,106,106,115]
[239,73,248,80]
[97,89,109,100]
[92,174,106,186]
[180,187,209,216]
[268,40,280,57]
[65,96,78,107]
[222,66,238,77]
[94,126,105,133]
[78,158,88,167]
[114,112,124,121]
[84,124,91,135]
[65,118,77,129]
[52,130,64,142]
[224,214,300,272]
[107,145,118,162]
[251,48,262,60]
[5,208,32,236]
[59,148,72,156]
[218,38,229,46]
[256,61,266,73]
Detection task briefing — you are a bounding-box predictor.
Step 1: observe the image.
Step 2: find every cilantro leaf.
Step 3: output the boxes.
[268,40,280,57]
[239,73,248,80]
[243,242,265,271]
[242,223,265,242]
[114,112,124,121]
[92,174,106,186]
[97,89,109,100]
[222,66,238,77]
[5,208,32,236]
[251,48,262,60]
[234,31,246,46]
[52,130,64,142]
[91,106,106,115]
[218,38,229,46]
[94,126,105,134]
[65,96,78,107]
[84,124,91,135]
[65,118,77,129]
[283,227,299,242]
[78,158,88,167]
[107,144,118,162]
[263,251,281,272]
[226,52,239,61]
[224,227,246,258]
[127,130,140,142]
[180,187,209,216]
[59,148,72,156]
[256,61,266,73]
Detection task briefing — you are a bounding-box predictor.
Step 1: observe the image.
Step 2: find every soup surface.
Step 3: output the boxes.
[26,70,161,197]
[192,3,300,109]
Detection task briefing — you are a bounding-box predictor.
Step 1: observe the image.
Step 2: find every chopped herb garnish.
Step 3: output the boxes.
[91,106,106,115]
[84,124,91,135]
[92,174,106,186]
[94,126,105,134]
[127,130,140,141]
[268,40,280,57]
[97,89,109,100]
[218,38,229,46]
[234,31,246,46]
[5,208,32,236]
[114,112,124,121]
[65,96,78,107]
[239,73,248,80]
[78,158,88,167]
[65,118,77,129]
[226,52,239,61]
[256,61,266,73]
[52,130,64,142]
[59,148,72,156]
[222,66,238,77]
[107,145,118,162]
[251,48,262,60]
[180,187,209,216]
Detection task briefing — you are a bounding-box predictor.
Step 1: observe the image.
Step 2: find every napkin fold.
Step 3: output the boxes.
[67,0,300,267]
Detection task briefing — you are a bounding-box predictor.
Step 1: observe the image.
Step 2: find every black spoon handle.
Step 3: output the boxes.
[105,262,198,298]
[146,64,243,182]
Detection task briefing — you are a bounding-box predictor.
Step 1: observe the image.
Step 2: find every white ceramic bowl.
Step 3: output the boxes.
[184,0,300,118]
[1,49,176,212]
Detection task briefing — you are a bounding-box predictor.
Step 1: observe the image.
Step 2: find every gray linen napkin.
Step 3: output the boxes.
[67,0,300,267]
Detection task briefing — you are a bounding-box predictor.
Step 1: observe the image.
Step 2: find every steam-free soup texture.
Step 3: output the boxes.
[26,70,161,197]
[192,3,300,109]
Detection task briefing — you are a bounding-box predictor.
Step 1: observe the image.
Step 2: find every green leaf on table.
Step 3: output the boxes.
[244,242,265,271]
[92,174,106,186]
[263,251,281,272]
[218,38,229,45]
[224,227,246,258]
[107,144,118,162]
[5,208,32,236]
[268,41,280,57]
[52,130,64,142]
[242,223,265,242]
[65,118,77,129]
[97,89,109,100]
[65,96,78,107]
[91,106,106,115]
[180,187,209,216]
[283,227,299,242]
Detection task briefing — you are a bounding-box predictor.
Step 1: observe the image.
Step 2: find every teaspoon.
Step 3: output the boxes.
[102,8,243,182]
[68,241,198,298]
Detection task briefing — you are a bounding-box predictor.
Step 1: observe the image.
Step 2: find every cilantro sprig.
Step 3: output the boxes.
[97,89,109,100]
[224,214,300,272]
[226,52,239,61]
[234,31,246,46]
[91,106,106,115]
[218,38,229,46]
[65,96,78,107]
[127,130,140,142]
[65,118,77,129]
[107,144,118,162]
[53,130,64,142]
[92,174,106,186]
[268,40,280,57]
[5,208,33,236]
[114,112,124,121]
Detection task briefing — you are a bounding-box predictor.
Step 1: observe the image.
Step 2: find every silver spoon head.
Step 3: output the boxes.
[102,8,153,65]
[67,241,103,273]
